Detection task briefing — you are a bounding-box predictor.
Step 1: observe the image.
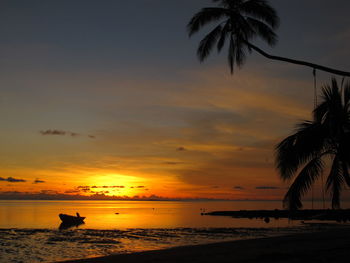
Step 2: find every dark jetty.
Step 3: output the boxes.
[203,209,350,222]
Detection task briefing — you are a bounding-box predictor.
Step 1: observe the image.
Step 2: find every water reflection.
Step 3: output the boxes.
[0,200,346,229]
[59,221,85,231]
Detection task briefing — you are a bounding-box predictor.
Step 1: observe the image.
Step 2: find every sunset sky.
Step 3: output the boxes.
[1,0,350,200]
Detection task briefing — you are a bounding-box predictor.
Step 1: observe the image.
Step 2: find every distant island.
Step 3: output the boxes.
[0,191,272,201]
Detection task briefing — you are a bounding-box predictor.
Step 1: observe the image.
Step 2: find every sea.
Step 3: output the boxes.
[0,200,348,263]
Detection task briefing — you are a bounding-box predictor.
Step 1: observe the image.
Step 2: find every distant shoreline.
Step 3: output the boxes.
[204,209,350,222]
[1,196,344,203]
[0,197,284,202]
[59,227,350,263]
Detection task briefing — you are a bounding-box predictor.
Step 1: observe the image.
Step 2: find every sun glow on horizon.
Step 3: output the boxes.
[80,173,148,197]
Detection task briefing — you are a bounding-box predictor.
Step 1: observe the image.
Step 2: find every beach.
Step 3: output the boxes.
[61,227,350,263]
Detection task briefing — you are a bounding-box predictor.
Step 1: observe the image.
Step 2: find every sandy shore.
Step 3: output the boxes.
[60,227,350,263]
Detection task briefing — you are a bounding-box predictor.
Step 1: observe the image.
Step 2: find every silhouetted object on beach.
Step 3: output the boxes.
[188,0,350,76]
[264,217,270,223]
[59,212,85,225]
[276,79,350,210]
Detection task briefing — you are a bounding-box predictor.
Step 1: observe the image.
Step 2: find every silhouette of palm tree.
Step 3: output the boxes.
[276,78,350,210]
[188,0,350,76]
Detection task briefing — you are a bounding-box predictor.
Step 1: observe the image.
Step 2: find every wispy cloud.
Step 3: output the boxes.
[33,179,45,184]
[64,190,80,194]
[0,177,26,183]
[90,185,125,189]
[40,130,67,136]
[40,190,58,195]
[255,186,280,190]
[77,185,126,192]
[39,130,95,139]
[176,147,187,151]
[233,186,244,190]
[163,162,182,165]
[77,186,91,192]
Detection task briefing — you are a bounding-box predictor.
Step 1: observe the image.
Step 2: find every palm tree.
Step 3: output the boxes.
[188,0,350,76]
[275,78,350,210]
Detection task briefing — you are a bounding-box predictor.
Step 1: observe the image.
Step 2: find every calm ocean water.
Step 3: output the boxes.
[0,200,348,262]
[1,199,342,229]
[0,200,294,229]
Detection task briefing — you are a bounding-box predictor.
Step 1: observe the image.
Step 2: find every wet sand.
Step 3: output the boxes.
[61,227,350,263]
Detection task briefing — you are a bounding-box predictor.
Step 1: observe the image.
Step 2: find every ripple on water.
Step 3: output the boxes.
[0,225,343,263]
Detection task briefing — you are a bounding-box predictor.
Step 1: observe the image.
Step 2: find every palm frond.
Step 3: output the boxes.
[275,121,327,181]
[326,156,344,209]
[187,8,227,37]
[313,97,329,123]
[342,162,350,187]
[217,21,230,52]
[246,17,277,46]
[314,78,342,126]
[211,0,227,5]
[234,38,247,68]
[340,134,350,164]
[188,0,279,74]
[197,24,223,62]
[283,156,324,210]
[275,134,299,180]
[241,0,280,29]
[235,14,256,41]
[343,81,350,114]
[279,78,350,209]
[228,35,236,74]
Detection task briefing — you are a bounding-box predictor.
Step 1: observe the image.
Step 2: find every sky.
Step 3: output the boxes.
[1,0,350,201]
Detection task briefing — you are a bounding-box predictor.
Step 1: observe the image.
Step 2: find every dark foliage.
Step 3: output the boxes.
[276,79,350,209]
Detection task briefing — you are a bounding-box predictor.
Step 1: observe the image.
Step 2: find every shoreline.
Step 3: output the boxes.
[60,226,350,263]
[204,209,350,221]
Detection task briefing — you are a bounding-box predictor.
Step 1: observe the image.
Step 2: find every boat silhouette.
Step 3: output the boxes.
[58,213,85,230]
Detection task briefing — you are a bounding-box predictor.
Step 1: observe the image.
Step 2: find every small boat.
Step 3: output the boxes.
[59,213,85,224]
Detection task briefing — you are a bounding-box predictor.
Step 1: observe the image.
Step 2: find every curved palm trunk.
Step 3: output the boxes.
[245,42,350,77]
